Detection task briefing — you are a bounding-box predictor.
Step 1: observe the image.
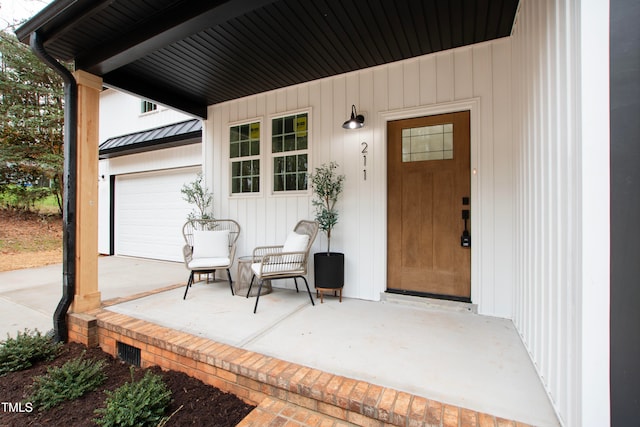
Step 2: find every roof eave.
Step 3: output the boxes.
[15,0,79,45]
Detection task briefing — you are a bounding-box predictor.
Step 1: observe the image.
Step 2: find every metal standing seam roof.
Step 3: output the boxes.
[98,118,202,159]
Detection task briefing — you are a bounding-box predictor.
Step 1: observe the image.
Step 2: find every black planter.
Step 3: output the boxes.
[314,252,344,289]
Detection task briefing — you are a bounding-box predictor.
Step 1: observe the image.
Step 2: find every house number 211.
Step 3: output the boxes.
[361,142,368,180]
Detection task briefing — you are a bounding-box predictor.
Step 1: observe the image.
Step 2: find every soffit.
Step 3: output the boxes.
[18,0,519,119]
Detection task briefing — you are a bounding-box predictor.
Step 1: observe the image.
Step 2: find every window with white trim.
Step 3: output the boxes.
[272,112,308,192]
[230,121,260,193]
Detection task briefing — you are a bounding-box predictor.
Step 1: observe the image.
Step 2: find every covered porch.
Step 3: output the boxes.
[15,1,615,426]
[59,257,557,426]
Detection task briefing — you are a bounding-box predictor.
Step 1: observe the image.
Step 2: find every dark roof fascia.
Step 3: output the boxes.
[15,0,94,46]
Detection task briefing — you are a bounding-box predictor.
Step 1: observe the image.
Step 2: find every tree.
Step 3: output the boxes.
[0,30,65,213]
[309,162,345,254]
[181,172,214,220]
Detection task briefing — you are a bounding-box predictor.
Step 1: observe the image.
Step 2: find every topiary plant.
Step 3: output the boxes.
[309,162,345,254]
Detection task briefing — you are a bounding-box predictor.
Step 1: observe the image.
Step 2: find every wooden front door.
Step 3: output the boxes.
[387,111,471,301]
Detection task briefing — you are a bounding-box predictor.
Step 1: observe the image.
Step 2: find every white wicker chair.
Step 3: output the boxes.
[246,220,318,313]
[181,219,240,299]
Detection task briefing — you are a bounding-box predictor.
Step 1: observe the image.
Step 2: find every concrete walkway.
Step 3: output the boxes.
[0,256,187,338]
[0,256,560,426]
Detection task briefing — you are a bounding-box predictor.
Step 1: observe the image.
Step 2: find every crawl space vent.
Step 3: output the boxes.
[117,341,141,367]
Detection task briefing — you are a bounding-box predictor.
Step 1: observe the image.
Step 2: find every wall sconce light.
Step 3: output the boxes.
[342,105,365,129]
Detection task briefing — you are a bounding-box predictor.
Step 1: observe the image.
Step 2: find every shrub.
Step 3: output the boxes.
[94,368,172,427]
[0,329,61,376]
[28,354,107,410]
[0,185,53,212]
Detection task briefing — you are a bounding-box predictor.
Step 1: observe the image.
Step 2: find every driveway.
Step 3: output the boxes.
[0,256,186,338]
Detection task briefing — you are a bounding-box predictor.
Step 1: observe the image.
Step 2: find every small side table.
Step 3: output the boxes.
[235,256,272,297]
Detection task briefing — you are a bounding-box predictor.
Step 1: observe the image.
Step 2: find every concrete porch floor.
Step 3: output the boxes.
[0,256,559,426]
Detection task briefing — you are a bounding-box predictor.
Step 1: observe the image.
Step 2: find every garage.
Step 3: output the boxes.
[114,167,199,262]
[99,118,203,262]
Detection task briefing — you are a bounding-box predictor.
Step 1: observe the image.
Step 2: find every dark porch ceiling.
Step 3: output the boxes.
[17,0,520,119]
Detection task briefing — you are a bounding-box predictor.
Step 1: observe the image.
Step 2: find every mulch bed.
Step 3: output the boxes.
[0,342,255,426]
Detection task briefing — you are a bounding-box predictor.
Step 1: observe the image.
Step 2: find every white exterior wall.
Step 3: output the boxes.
[99,89,192,141]
[204,38,515,316]
[511,1,610,426]
[98,89,201,254]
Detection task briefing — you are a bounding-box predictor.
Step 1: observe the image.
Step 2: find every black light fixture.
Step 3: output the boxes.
[342,104,365,129]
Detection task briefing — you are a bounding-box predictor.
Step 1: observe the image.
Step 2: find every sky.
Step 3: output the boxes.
[0,0,52,32]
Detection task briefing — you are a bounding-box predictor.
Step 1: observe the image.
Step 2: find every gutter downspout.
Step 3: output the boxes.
[30,32,77,343]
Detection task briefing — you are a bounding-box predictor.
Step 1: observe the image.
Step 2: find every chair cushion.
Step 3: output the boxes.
[189,257,231,269]
[251,262,262,276]
[192,230,229,259]
[251,261,303,276]
[282,231,309,253]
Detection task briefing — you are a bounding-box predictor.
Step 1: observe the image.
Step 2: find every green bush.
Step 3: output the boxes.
[0,329,61,376]
[0,185,52,212]
[94,368,172,427]
[28,354,106,410]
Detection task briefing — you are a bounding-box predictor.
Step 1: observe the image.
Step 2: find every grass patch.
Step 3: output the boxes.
[0,208,62,254]
[0,233,61,253]
[34,194,60,214]
[0,189,60,214]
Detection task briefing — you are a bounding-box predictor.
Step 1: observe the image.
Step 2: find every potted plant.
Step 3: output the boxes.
[310,162,345,295]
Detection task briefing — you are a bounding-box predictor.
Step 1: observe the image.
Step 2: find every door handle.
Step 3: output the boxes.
[461,209,470,247]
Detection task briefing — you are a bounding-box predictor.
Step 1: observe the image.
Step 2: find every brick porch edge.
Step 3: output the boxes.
[67,310,532,427]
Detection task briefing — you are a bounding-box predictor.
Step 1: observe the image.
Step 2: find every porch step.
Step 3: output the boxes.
[381,292,478,314]
[238,396,356,427]
[69,308,533,427]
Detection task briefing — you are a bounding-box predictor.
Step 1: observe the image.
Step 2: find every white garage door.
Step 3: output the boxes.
[115,167,199,262]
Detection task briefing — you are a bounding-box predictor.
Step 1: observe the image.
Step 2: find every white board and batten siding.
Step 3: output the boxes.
[98,144,201,261]
[204,38,515,311]
[511,1,610,426]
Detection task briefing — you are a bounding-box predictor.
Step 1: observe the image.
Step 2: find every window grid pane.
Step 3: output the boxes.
[272,113,308,153]
[273,154,307,191]
[402,123,453,162]
[230,121,260,193]
[272,113,309,192]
